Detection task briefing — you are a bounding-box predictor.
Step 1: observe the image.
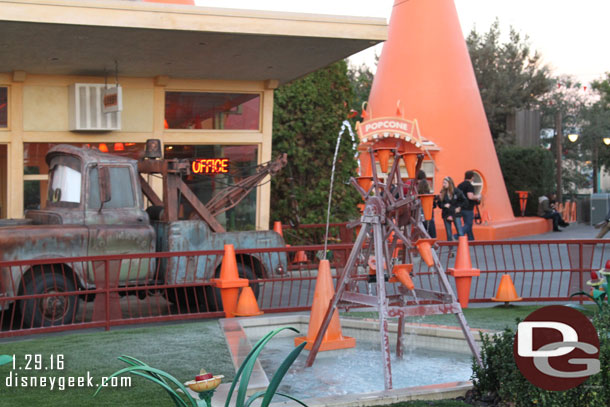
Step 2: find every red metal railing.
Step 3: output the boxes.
[1,239,608,338]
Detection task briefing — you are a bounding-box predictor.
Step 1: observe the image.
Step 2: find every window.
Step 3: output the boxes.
[24,143,144,212]
[0,87,7,128]
[46,155,82,208]
[165,144,258,231]
[89,167,135,209]
[471,171,484,195]
[165,92,260,130]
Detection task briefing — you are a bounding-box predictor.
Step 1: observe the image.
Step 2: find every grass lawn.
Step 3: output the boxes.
[342,303,596,331]
[0,321,234,407]
[0,303,591,406]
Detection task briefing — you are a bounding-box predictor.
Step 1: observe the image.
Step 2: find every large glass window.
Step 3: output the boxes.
[165,144,258,231]
[165,92,260,130]
[0,87,7,128]
[24,142,144,211]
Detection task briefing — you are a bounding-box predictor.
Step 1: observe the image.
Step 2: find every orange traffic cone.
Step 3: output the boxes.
[211,244,249,318]
[233,286,264,317]
[415,238,436,267]
[293,250,309,264]
[401,152,418,178]
[418,194,435,221]
[447,236,480,308]
[492,274,522,306]
[390,264,414,290]
[273,221,283,237]
[356,176,373,192]
[294,260,356,351]
[375,147,392,173]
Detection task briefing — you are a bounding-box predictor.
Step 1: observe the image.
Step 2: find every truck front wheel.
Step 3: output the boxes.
[19,268,79,328]
[206,264,259,312]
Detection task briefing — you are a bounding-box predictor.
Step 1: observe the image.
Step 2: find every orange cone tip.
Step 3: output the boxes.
[294,260,356,351]
[492,274,522,305]
[273,221,283,237]
[293,250,309,264]
[375,148,392,173]
[390,264,415,291]
[233,286,264,317]
[402,152,418,178]
[415,238,436,267]
[356,176,373,192]
[418,194,435,222]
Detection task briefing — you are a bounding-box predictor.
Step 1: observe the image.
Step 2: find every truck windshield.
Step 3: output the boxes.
[48,156,82,207]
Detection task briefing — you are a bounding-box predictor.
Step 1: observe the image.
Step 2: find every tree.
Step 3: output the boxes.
[347,60,375,116]
[271,61,360,233]
[497,146,555,216]
[466,20,552,145]
[538,75,593,196]
[580,74,610,191]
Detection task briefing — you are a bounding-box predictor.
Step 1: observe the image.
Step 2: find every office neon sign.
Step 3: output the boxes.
[191,158,229,174]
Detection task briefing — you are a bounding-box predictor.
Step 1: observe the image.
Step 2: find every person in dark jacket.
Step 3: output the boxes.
[457,170,481,241]
[436,176,466,241]
[537,193,569,232]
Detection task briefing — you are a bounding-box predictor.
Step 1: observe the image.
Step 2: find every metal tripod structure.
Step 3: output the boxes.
[304,146,482,390]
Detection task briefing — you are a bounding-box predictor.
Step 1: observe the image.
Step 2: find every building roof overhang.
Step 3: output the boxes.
[0,0,387,84]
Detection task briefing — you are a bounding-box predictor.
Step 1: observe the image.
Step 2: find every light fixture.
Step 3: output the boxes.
[604,137,610,146]
[98,143,109,153]
[567,133,579,143]
[114,142,124,151]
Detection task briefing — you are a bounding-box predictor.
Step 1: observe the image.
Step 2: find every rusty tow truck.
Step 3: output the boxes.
[0,140,288,327]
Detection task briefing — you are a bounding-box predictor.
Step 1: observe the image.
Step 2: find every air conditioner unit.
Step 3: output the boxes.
[68,84,121,131]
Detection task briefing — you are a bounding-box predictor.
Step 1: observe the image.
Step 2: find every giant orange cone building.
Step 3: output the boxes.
[367,0,549,239]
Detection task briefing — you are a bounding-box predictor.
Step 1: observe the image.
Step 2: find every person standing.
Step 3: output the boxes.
[436,176,466,241]
[457,171,481,241]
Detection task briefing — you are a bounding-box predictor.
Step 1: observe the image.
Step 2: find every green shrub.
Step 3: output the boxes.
[497,146,555,216]
[471,313,610,406]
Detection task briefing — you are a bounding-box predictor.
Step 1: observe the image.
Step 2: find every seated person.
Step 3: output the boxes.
[538,193,569,232]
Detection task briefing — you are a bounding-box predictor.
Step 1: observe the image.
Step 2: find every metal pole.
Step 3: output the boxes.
[372,220,393,390]
[555,111,563,201]
[593,141,599,194]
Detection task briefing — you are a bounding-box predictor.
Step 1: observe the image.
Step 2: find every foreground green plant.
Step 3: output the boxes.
[471,313,610,406]
[0,354,12,366]
[94,327,307,407]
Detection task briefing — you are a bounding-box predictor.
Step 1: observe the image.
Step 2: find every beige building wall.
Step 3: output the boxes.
[1,73,273,230]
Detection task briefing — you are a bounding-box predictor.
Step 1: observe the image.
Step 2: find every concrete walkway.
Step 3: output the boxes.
[508,221,601,241]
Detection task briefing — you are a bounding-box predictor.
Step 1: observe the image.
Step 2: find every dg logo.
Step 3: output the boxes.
[513,305,600,391]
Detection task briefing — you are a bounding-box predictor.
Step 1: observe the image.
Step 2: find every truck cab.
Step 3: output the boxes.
[27,146,156,283]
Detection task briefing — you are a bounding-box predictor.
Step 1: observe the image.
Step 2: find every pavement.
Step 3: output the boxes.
[507,221,600,241]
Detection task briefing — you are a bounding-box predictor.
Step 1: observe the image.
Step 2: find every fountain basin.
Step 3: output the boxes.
[217,313,487,407]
